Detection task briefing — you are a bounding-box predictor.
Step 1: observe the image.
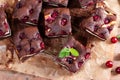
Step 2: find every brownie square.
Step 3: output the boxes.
[80,7,116,40]
[44,8,72,37]
[79,0,104,8]
[43,0,68,7]
[13,0,42,25]
[0,7,11,39]
[57,37,91,72]
[13,27,45,61]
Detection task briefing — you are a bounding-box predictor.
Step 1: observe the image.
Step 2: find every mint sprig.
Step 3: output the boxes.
[59,47,70,58]
[58,47,79,58]
[69,48,79,57]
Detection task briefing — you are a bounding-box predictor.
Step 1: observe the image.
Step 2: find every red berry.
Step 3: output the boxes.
[111,37,118,43]
[29,9,34,14]
[104,18,110,24]
[105,61,113,68]
[46,18,54,24]
[93,15,100,21]
[40,42,45,49]
[22,16,29,22]
[51,11,59,19]
[84,53,91,59]
[115,67,120,74]
[61,18,68,26]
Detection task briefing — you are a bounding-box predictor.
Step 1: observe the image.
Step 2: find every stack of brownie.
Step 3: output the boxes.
[0,0,117,73]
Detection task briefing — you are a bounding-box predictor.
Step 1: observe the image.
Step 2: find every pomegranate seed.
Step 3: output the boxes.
[46,18,54,24]
[104,18,110,24]
[105,60,113,68]
[93,15,100,21]
[22,16,29,22]
[51,11,59,19]
[0,30,4,36]
[19,33,26,39]
[40,42,45,49]
[84,53,90,59]
[30,47,35,54]
[111,37,118,43]
[61,18,68,26]
[115,67,120,74]
[66,57,74,64]
[29,9,34,14]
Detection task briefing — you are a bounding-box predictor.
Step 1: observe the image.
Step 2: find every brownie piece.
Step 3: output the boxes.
[44,8,72,37]
[80,7,116,40]
[0,7,11,39]
[57,37,91,73]
[43,0,68,7]
[13,27,45,61]
[79,0,104,8]
[13,0,42,25]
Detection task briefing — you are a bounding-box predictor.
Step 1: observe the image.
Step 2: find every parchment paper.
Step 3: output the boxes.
[0,0,120,80]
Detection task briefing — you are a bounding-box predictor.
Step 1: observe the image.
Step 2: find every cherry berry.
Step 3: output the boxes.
[115,67,120,74]
[111,37,118,43]
[105,60,113,68]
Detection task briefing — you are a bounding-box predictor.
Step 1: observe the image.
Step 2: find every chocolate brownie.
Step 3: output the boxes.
[79,0,104,8]
[44,8,72,37]
[13,27,45,61]
[80,7,116,40]
[43,0,68,7]
[13,0,42,25]
[57,37,91,73]
[0,7,11,39]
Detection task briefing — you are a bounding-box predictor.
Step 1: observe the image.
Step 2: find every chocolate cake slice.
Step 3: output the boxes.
[44,8,72,37]
[0,7,11,39]
[80,7,116,40]
[43,0,68,7]
[13,27,45,61]
[13,0,42,25]
[57,37,90,73]
[79,0,104,8]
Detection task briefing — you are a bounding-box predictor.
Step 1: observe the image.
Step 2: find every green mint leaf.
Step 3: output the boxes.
[69,48,79,57]
[59,47,70,58]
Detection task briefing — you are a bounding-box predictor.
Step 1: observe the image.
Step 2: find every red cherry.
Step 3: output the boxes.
[21,16,29,22]
[115,67,120,74]
[105,60,113,68]
[51,11,59,19]
[104,18,110,24]
[84,53,91,59]
[78,61,84,67]
[40,42,45,49]
[61,18,68,26]
[111,37,118,43]
[29,9,34,14]
[93,15,100,21]
[46,18,54,24]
